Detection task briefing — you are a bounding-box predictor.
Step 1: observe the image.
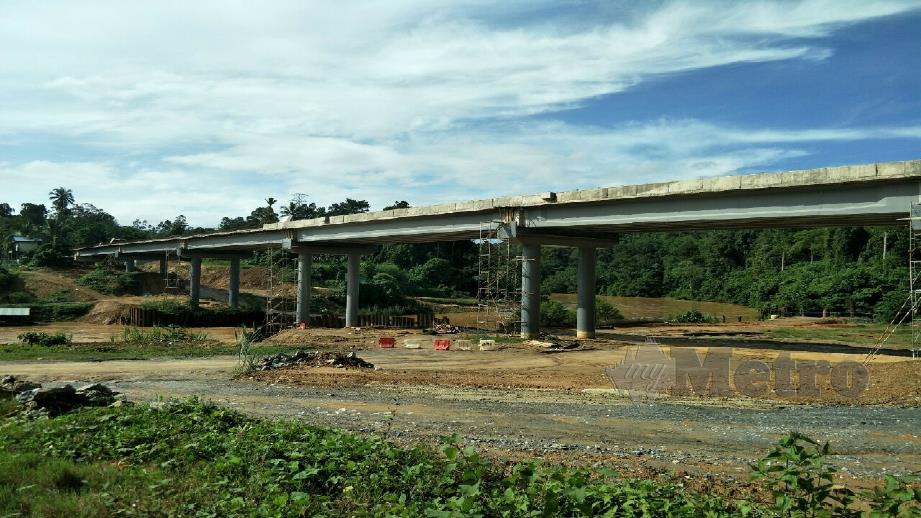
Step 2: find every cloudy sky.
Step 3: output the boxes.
[1,1,920,227]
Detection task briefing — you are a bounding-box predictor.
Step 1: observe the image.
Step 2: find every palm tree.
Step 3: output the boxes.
[280,201,299,217]
[265,197,277,209]
[48,187,74,214]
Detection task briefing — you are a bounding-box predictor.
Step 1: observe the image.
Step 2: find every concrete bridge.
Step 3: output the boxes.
[74,159,921,339]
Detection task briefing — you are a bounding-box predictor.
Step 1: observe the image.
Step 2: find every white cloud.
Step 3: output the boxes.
[0,0,918,225]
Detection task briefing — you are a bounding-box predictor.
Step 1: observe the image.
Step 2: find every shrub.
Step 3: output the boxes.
[17,331,72,346]
[541,299,576,327]
[6,291,33,303]
[77,268,139,295]
[121,325,209,344]
[595,297,623,325]
[26,303,93,321]
[673,309,718,324]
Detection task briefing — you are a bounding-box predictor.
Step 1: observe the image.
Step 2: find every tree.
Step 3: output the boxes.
[48,187,75,215]
[265,197,277,209]
[327,198,370,216]
[384,201,410,210]
[19,203,48,228]
[155,215,189,236]
[0,203,13,217]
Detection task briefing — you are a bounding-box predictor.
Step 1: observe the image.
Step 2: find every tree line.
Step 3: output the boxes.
[1,188,909,321]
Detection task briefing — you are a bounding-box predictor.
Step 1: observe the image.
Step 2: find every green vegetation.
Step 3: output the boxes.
[751,432,921,516]
[17,331,72,346]
[77,267,140,295]
[0,400,917,517]
[673,309,719,324]
[0,341,297,362]
[121,325,210,344]
[24,302,93,321]
[541,297,624,327]
[0,399,744,516]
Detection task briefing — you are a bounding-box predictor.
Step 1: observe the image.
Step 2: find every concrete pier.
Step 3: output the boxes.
[159,256,168,277]
[576,247,596,339]
[228,258,240,308]
[125,258,135,273]
[520,243,542,339]
[189,256,202,307]
[345,252,360,327]
[296,252,312,323]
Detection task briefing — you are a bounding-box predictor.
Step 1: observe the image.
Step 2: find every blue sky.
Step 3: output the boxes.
[1,1,919,226]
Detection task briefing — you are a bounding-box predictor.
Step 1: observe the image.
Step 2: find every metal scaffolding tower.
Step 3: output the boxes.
[163,251,182,293]
[910,203,921,358]
[476,221,522,334]
[264,248,296,337]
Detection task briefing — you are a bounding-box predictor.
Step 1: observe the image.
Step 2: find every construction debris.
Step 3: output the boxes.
[531,332,587,353]
[0,375,41,399]
[15,383,121,416]
[256,351,374,371]
[433,322,461,334]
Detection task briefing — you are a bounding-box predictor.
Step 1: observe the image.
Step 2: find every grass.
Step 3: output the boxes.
[0,342,299,361]
[0,398,751,517]
[1,399,917,516]
[766,323,912,349]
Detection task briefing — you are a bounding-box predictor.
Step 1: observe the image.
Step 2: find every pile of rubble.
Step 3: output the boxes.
[531,332,586,353]
[433,323,461,334]
[2,375,125,417]
[255,351,375,371]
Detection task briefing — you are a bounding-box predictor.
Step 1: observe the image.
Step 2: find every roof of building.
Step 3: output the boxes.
[12,235,40,243]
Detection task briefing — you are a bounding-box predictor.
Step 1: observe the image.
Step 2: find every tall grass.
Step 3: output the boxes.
[121,325,209,344]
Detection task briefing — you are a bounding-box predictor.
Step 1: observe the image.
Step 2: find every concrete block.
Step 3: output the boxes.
[454,339,473,351]
[479,339,497,351]
[403,340,421,349]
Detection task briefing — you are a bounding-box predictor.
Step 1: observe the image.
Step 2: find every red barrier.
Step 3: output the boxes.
[378,336,396,348]
[433,339,451,351]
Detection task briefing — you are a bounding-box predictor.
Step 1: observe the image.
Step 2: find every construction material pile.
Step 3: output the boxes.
[2,376,126,417]
[256,351,374,371]
[532,332,586,353]
[433,323,461,334]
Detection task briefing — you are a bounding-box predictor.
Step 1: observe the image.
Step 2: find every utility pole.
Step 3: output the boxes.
[883,231,888,260]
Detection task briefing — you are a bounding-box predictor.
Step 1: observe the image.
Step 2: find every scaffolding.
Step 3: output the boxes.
[910,203,921,358]
[163,251,182,293]
[866,203,921,363]
[263,248,296,337]
[476,221,522,334]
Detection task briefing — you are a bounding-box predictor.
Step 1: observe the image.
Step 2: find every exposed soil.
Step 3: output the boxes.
[17,269,105,302]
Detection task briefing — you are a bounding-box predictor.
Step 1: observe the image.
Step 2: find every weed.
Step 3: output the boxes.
[234,327,260,375]
[121,325,209,344]
[673,309,719,324]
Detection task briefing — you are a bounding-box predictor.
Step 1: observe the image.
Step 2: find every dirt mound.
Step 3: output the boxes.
[18,270,104,302]
[199,266,275,290]
[80,300,131,324]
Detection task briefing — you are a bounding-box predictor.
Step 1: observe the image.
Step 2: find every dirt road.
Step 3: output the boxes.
[4,350,920,488]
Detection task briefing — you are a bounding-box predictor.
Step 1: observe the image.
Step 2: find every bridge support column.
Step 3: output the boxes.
[228,258,240,308]
[520,242,542,340]
[189,256,202,308]
[577,247,596,339]
[345,252,360,327]
[124,258,135,273]
[159,256,168,277]
[296,252,312,324]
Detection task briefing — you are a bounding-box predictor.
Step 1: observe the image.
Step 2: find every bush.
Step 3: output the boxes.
[673,309,718,324]
[25,303,93,321]
[77,268,140,295]
[0,265,18,292]
[6,291,33,303]
[121,325,209,344]
[540,299,576,327]
[17,331,72,346]
[595,297,623,325]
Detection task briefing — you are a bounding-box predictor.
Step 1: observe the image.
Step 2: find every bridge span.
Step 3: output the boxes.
[74,159,921,339]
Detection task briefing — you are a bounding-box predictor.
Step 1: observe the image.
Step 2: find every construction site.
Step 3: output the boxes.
[1,160,920,507]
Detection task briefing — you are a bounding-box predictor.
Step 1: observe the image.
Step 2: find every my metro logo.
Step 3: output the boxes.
[604,345,870,402]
